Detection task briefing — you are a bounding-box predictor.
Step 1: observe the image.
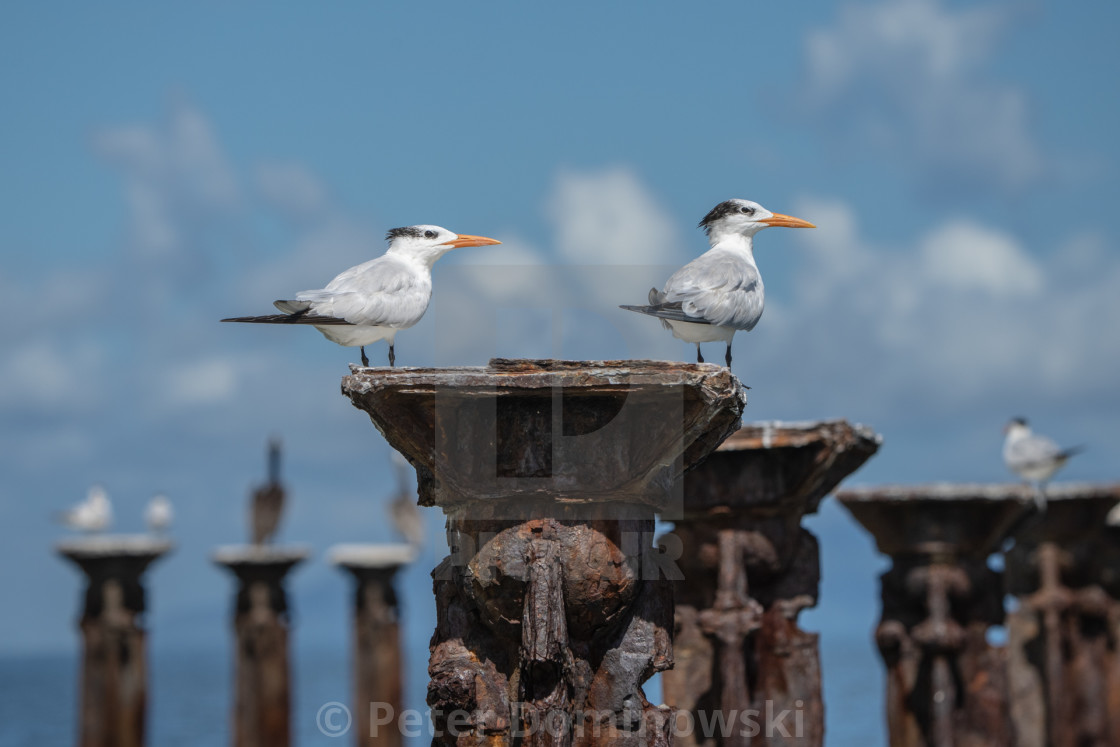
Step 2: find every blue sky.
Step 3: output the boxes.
[2,0,1119,740]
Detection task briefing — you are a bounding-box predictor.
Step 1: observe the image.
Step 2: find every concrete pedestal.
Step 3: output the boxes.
[57,535,172,747]
[213,545,309,747]
[330,543,417,747]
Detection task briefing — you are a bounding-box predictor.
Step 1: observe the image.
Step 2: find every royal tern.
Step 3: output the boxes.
[223,225,501,367]
[251,440,285,545]
[145,494,173,534]
[56,485,113,533]
[1003,417,1084,511]
[620,199,814,366]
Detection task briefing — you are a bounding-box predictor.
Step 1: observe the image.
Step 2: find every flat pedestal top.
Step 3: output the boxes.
[838,483,1040,558]
[329,543,417,569]
[343,358,747,509]
[56,534,173,560]
[212,544,311,567]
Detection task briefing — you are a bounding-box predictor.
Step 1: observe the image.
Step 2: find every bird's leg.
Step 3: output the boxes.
[725,341,733,368]
[696,345,704,364]
[388,344,396,368]
[360,347,369,367]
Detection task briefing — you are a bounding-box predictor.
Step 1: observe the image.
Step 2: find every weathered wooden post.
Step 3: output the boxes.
[837,485,1030,747]
[57,535,172,747]
[660,420,880,747]
[1003,484,1120,747]
[330,543,416,747]
[213,545,309,747]
[342,358,746,746]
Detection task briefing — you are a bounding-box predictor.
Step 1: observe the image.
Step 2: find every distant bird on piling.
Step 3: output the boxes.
[145,494,173,534]
[1003,417,1084,511]
[222,225,501,367]
[389,450,424,548]
[621,199,814,367]
[56,485,113,533]
[251,440,286,545]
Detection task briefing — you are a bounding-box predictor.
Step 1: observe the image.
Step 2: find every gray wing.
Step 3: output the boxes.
[659,251,764,330]
[1006,434,1063,469]
[297,255,431,328]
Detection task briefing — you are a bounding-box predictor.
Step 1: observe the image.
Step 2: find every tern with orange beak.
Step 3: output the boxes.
[621,199,814,367]
[223,225,500,367]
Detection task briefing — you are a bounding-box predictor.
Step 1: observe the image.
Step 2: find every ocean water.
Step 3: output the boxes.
[0,634,884,746]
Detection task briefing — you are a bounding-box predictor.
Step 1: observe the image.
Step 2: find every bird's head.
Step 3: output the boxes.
[1003,417,1030,436]
[386,225,501,266]
[699,199,815,245]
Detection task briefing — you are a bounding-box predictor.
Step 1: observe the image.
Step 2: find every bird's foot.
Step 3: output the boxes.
[388,344,396,368]
[696,346,704,364]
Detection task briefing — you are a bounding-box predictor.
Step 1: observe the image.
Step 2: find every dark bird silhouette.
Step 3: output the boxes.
[251,440,286,545]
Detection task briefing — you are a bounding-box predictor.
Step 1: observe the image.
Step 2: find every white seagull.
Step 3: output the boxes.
[223,225,501,366]
[56,485,113,533]
[1003,417,1084,511]
[145,494,173,534]
[621,199,814,366]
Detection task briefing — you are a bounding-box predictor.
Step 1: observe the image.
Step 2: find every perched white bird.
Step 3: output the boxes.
[1003,417,1084,511]
[145,494,173,534]
[621,199,815,366]
[56,485,113,533]
[223,225,501,366]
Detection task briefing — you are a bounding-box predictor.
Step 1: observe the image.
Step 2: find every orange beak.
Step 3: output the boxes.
[760,213,816,229]
[444,233,502,248]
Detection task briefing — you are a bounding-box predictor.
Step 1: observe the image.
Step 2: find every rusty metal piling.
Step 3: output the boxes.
[342,359,746,747]
[661,421,880,747]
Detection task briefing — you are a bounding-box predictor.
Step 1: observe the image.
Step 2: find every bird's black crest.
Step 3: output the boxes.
[385,226,424,243]
[698,200,742,236]
[1010,416,1028,426]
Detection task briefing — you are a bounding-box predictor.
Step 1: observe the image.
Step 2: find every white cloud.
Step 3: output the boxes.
[759,196,1120,413]
[803,0,1044,191]
[94,101,240,256]
[165,358,237,406]
[546,167,682,265]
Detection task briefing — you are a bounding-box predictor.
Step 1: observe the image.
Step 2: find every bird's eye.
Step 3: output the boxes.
[424,230,437,239]
[740,206,755,215]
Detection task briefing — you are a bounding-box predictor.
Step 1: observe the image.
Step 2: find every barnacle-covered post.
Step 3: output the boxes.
[838,485,1030,747]
[660,421,880,747]
[57,535,172,747]
[1002,484,1120,747]
[213,545,309,747]
[330,543,416,747]
[342,359,746,747]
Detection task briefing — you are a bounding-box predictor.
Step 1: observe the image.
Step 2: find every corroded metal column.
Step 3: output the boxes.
[57,535,172,747]
[661,421,880,747]
[1003,483,1120,747]
[330,543,417,747]
[343,359,746,746]
[837,485,1030,747]
[213,545,309,747]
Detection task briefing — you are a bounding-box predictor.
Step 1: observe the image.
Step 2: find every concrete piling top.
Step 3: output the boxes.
[328,543,417,570]
[211,544,311,570]
[681,419,882,517]
[838,483,1040,558]
[342,358,747,510]
[57,534,174,562]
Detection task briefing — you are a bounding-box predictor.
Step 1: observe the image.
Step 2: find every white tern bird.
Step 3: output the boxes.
[621,199,814,366]
[56,485,113,533]
[1003,417,1084,511]
[145,494,173,534]
[223,225,501,366]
